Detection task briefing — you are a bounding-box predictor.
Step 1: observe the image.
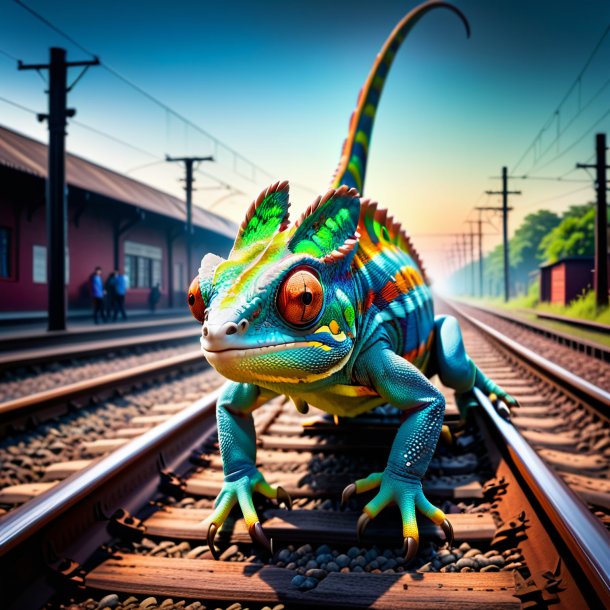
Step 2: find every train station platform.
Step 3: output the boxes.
[0,308,195,351]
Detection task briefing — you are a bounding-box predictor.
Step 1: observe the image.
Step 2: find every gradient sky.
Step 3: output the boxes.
[1,0,609,282]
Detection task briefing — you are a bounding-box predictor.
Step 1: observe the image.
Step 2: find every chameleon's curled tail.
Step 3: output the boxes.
[330,0,470,193]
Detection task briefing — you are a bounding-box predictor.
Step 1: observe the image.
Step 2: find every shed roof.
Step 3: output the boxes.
[539,257,594,270]
[0,125,237,239]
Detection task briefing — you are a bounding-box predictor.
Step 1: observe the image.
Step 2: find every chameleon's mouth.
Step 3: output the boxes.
[201,341,312,357]
[201,341,320,365]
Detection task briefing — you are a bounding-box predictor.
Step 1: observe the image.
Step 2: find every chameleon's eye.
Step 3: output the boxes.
[277,267,324,328]
[187,276,206,323]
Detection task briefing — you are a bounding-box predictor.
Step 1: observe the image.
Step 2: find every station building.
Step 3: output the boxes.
[0,126,236,314]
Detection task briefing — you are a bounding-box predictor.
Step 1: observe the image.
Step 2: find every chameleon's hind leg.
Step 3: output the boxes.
[342,346,453,562]
[434,315,519,418]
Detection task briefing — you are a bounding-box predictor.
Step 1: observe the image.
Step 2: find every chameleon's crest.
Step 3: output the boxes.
[230,180,290,258]
[359,200,429,284]
[198,252,225,304]
[199,253,225,281]
[289,185,361,266]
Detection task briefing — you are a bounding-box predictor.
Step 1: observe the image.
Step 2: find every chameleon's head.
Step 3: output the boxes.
[187,181,361,389]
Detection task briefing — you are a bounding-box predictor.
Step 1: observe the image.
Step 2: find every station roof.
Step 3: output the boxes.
[0,125,237,239]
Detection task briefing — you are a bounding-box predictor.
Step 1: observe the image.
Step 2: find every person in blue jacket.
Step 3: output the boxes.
[113,269,128,321]
[90,266,106,324]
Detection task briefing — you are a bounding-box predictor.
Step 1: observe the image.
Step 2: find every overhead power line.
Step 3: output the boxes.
[12,0,275,184]
[505,175,589,183]
[0,94,246,210]
[0,48,20,62]
[525,107,610,175]
[520,184,592,210]
[511,23,610,175]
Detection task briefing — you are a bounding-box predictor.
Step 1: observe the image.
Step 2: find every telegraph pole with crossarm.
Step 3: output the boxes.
[166,155,214,283]
[18,48,99,331]
[486,167,521,302]
[576,133,609,307]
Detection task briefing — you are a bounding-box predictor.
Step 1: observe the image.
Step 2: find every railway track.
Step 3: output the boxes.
[452,299,610,365]
[1,317,608,608]
[0,345,206,434]
[443,299,610,518]
[0,318,195,370]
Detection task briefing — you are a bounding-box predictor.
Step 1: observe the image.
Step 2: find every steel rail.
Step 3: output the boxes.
[0,327,197,369]
[0,351,205,426]
[534,309,610,333]
[0,315,193,354]
[475,388,610,607]
[0,386,221,554]
[451,299,610,362]
[447,300,610,417]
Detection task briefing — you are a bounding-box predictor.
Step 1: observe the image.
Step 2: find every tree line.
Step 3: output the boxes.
[447,203,596,298]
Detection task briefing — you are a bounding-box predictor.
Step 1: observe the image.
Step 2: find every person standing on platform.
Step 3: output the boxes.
[90,266,106,324]
[113,269,128,321]
[105,271,117,321]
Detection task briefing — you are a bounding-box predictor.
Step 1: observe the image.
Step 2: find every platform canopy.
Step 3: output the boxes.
[0,125,237,239]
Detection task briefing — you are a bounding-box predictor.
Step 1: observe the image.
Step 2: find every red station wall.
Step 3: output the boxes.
[0,193,231,313]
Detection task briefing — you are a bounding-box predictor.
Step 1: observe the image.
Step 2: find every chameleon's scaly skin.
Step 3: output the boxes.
[193,1,517,559]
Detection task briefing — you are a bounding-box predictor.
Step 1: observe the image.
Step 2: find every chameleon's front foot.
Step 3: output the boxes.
[342,470,453,563]
[202,467,292,559]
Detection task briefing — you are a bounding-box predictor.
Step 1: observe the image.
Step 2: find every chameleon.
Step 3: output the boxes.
[187,0,518,562]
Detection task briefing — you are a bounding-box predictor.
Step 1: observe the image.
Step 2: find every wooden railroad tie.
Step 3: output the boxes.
[86,554,519,610]
[143,507,497,546]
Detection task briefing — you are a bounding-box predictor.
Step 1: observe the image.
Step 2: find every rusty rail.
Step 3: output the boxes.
[475,388,610,608]
[447,299,610,419]
[451,299,610,363]
[0,351,206,433]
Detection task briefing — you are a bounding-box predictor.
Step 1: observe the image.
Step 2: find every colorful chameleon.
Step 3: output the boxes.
[187,0,518,562]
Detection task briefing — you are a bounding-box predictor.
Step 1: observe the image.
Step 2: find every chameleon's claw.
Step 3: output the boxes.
[248,521,272,553]
[341,483,356,508]
[276,486,292,510]
[441,518,454,548]
[207,522,220,560]
[496,401,511,421]
[402,536,418,563]
[356,512,370,541]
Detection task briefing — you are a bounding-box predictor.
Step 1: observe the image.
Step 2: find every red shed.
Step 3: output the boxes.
[539,258,594,305]
[0,126,237,313]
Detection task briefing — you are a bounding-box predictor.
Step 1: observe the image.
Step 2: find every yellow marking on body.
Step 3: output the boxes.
[328,384,379,397]
[348,160,362,191]
[314,324,347,343]
[364,103,376,117]
[355,129,369,153]
[307,340,332,352]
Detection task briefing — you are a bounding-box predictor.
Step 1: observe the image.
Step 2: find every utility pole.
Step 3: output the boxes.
[474,207,503,298]
[462,233,469,295]
[576,133,608,307]
[166,155,214,282]
[18,48,99,331]
[465,221,477,296]
[486,167,521,302]
[474,210,484,297]
[455,236,467,294]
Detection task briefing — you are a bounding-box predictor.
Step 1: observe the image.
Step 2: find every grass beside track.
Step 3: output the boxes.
[454,296,610,349]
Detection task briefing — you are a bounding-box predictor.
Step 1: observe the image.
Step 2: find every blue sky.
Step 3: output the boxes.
[1,0,609,280]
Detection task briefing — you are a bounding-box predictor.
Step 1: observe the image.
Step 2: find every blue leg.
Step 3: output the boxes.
[203,382,290,558]
[344,346,453,562]
[434,315,519,417]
